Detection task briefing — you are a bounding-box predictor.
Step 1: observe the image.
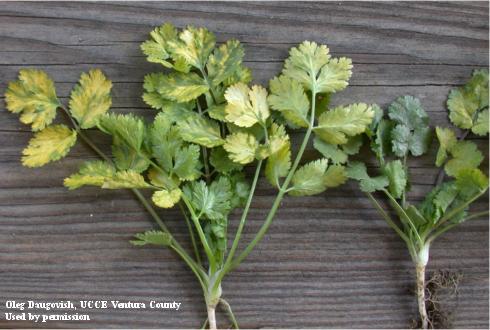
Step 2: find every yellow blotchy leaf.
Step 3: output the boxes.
[225,83,270,127]
[223,132,258,164]
[22,124,77,167]
[102,170,151,189]
[69,69,112,129]
[64,160,115,190]
[5,69,60,131]
[152,189,182,208]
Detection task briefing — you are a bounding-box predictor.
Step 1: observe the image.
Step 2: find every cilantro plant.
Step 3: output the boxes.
[5,23,375,329]
[347,70,489,329]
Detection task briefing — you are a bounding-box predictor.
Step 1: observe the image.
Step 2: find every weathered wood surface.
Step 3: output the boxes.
[0,1,488,328]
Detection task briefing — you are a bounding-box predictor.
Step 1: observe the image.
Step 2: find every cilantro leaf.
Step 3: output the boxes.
[157,72,209,103]
[388,95,432,157]
[183,176,232,220]
[315,103,374,145]
[130,230,173,247]
[323,164,347,188]
[178,114,224,148]
[22,124,77,168]
[102,170,151,189]
[168,26,216,69]
[99,113,146,151]
[69,69,112,129]
[210,147,243,174]
[447,69,488,130]
[112,135,150,173]
[265,124,292,188]
[473,109,489,136]
[383,160,407,199]
[224,83,270,127]
[346,161,389,193]
[455,168,489,198]
[223,132,258,164]
[434,127,457,167]
[313,137,348,164]
[289,159,329,196]
[268,75,309,127]
[140,23,185,70]
[64,160,115,190]
[152,189,182,208]
[444,140,483,177]
[207,39,245,87]
[5,69,61,131]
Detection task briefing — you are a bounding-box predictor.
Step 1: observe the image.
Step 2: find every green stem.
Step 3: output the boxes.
[382,189,423,246]
[219,298,239,329]
[215,160,263,286]
[179,202,202,266]
[227,89,318,272]
[196,101,212,183]
[200,318,208,330]
[459,210,490,222]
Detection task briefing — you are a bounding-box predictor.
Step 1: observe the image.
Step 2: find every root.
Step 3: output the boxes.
[413,269,462,329]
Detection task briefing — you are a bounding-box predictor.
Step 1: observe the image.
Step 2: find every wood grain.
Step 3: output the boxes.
[0,2,488,329]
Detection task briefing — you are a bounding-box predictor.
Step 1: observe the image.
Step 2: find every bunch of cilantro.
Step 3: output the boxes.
[347,70,489,329]
[5,23,374,328]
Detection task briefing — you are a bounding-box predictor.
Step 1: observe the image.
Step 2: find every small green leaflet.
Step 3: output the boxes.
[22,124,77,168]
[268,75,309,127]
[223,132,259,164]
[102,170,151,189]
[313,135,363,165]
[455,168,489,198]
[388,95,432,157]
[323,164,347,188]
[5,69,61,131]
[265,124,292,188]
[206,39,245,87]
[142,73,194,112]
[282,41,352,93]
[434,127,457,167]
[444,140,483,177]
[315,103,374,145]
[289,159,329,196]
[112,135,150,173]
[178,114,224,147]
[210,147,243,174]
[447,69,488,131]
[346,161,389,193]
[473,109,489,136]
[99,113,145,151]
[183,176,232,220]
[152,189,182,208]
[140,23,180,69]
[130,230,173,247]
[64,160,116,190]
[157,72,209,103]
[69,69,112,129]
[224,83,270,127]
[383,160,407,199]
[169,26,216,69]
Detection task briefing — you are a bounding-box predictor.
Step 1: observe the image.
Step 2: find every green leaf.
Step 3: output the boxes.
[224,83,270,127]
[208,104,227,121]
[140,23,180,69]
[313,136,348,164]
[69,69,112,129]
[99,113,145,151]
[223,132,258,164]
[157,72,209,103]
[5,69,61,131]
[419,182,458,223]
[472,109,489,136]
[228,172,251,209]
[388,95,432,157]
[112,135,150,173]
[316,57,353,93]
[183,176,232,220]
[282,41,330,91]
[445,140,483,177]
[22,124,77,168]
[265,124,292,188]
[64,160,115,190]
[169,26,216,69]
[346,161,389,193]
[207,39,245,87]
[370,118,393,164]
[448,69,488,130]
[178,114,224,147]
[268,75,309,127]
[342,135,364,155]
[435,127,457,167]
[282,41,352,92]
[455,168,489,198]
[152,189,182,208]
[210,147,243,174]
[130,230,173,247]
[383,160,407,199]
[173,144,202,180]
[289,159,329,196]
[142,73,194,112]
[323,164,347,188]
[315,103,374,144]
[102,170,151,189]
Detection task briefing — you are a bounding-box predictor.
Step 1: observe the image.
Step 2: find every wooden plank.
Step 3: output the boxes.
[0,1,488,329]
